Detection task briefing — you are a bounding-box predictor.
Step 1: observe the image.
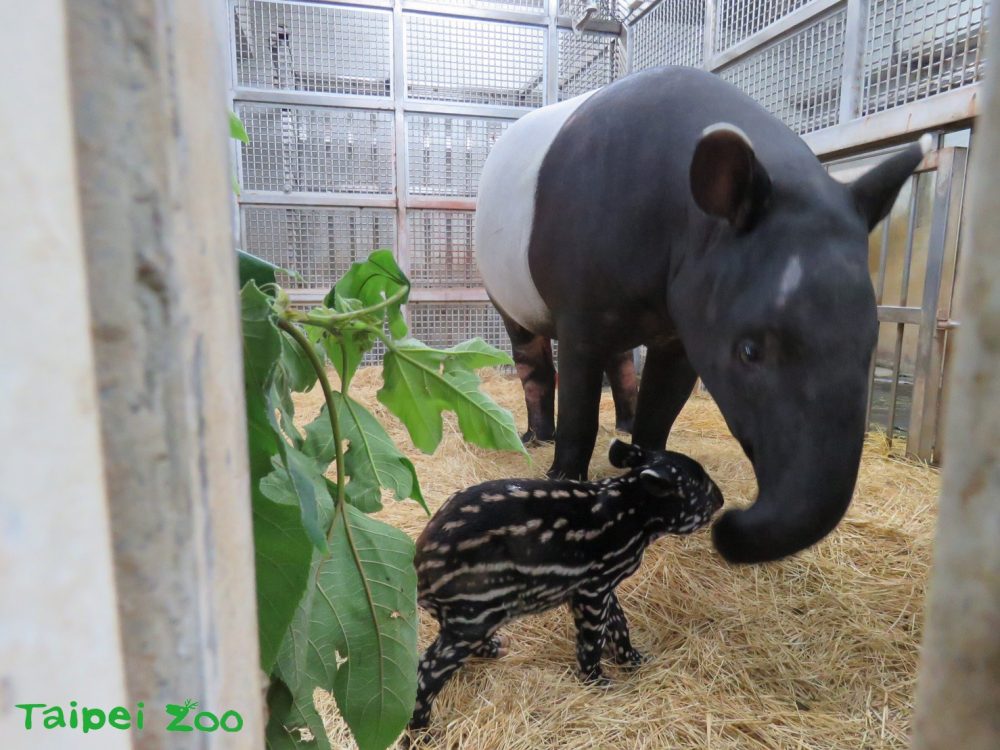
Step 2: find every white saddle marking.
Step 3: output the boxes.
[475,90,599,334]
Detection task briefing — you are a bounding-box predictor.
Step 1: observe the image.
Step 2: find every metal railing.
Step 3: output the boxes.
[226,0,627,353]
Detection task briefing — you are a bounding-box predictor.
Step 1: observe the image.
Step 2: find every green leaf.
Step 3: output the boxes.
[253,498,314,673]
[441,337,514,369]
[327,250,409,339]
[271,555,335,750]
[230,109,250,143]
[308,323,372,392]
[328,506,418,750]
[264,676,300,750]
[274,506,418,750]
[239,251,278,289]
[302,396,427,514]
[378,339,526,455]
[242,282,312,672]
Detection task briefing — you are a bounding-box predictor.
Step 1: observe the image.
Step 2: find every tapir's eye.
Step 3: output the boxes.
[737,339,762,365]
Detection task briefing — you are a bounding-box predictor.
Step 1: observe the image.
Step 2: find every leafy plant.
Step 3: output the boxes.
[239,250,525,750]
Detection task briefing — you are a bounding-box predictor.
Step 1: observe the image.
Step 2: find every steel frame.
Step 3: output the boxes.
[228,0,624,305]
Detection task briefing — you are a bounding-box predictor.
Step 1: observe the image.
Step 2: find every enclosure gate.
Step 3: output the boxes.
[227,0,626,355]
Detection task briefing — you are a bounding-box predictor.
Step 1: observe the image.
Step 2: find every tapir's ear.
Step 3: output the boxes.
[690,123,771,232]
[609,438,645,468]
[849,134,932,231]
[639,467,676,496]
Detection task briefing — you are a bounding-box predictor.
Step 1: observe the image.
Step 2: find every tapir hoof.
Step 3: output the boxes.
[614,418,635,435]
[521,428,554,446]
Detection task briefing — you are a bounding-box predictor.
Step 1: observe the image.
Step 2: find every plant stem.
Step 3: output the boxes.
[295,285,408,330]
[276,318,346,539]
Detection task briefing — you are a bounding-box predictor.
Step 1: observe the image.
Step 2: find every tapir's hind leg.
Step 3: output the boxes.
[605,350,637,435]
[495,303,556,444]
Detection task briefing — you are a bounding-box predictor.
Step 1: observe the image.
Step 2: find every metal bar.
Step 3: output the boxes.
[802,83,982,158]
[296,0,393,9]
[393,0,410,287]
[239,191,398,207]
[402,99,530,120]
[554,16,624,34]
[545,0,559,105]
[886,172,921,446]
[708,0,845,72]
[233,88,395,109]
[865,218,894,429]
[702,0,717,69]
[402,1,547,26]
[877,305,923,325]
[409,287,491,301]
[407,196,477,210]
[910,148,968,460]
[838,0,870,124]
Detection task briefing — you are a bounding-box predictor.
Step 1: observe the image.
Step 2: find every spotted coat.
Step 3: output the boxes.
[408,440,724,731]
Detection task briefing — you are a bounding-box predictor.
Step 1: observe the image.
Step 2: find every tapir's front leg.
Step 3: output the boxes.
[549,327,604,479]
[631,341,698,451]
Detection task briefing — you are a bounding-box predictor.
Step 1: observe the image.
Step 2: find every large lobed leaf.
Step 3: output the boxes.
[269,507,418,750]
[326,250,409,340]
[302,395,426,514]
[378,338,525,455]
[242,282,330,671]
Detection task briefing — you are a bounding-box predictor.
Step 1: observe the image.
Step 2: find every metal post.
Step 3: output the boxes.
[2,3,132,746]
[546,0,561,104]
[838,0,870,124]
[911,25,1000,743]
[703,0,717,69]
[393,0,411,321]
[908,148,967,461]
[64,0,265,744]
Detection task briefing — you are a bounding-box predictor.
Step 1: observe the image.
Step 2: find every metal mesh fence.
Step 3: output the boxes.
[406,115,513,197]
[407,211,481,288]
[863,0,987,115]
[405,14,546,107]
[630,0,705,70]
[713,0,814,52]
[233,0,391,97]
[238,102,395,194]
[407,302,512,353]
[719,7,847,134]
[558,30,626,100]
[559,0,622,22]
[431,0,546,12]
[241,205,396,288]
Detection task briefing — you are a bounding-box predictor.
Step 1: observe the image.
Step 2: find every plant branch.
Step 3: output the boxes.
[276,318,346,541]
[292,285,408,331]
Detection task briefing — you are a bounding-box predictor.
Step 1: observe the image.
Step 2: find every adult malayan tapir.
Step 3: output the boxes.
[475,66,930,564]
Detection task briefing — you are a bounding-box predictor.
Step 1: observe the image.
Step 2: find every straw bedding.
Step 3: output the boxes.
[293,368,939,750]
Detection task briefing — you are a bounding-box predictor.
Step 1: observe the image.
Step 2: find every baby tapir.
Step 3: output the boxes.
[409,439,723,730]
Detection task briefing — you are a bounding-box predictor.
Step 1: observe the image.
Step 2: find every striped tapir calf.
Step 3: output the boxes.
[476,65,931,563]
[408,440,724,731]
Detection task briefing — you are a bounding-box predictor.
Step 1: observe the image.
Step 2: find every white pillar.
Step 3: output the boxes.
[911,5,1000,745]
[0,1,132,747]
[63,0,265,746]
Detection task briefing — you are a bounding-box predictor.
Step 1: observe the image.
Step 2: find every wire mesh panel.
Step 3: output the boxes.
[408,210,480,288]
[863,0,987,115]
[558,31,626,100]
[713,0,814,53]
[233,0,391,97]
[719,7,846,134]
[405,14,545,107]
[407,302,512,353]
[238,103,395,194]
[559,0,621,22]
[630,0,705,70]
[241,206,397,288]
[406,115,512,197]
[430,0,546,12]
